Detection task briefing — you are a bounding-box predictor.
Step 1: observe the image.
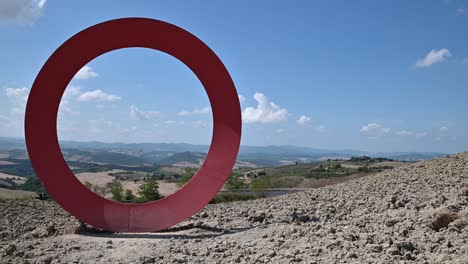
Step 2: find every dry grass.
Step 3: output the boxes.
[160,166,184,175]
[0,160,16,165]
[172,161,200,168]
[112,180,179,198]
[341,163,362,169]
[75,170,121,187]
[65,155,91,162]
[0,172,27,184]
[0,188,36,199]
[155,181,180,197]
[234,161,258,169]
[74,170,179,199]
[370,161,408,168]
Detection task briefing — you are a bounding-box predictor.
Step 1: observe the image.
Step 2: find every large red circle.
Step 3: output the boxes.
[25,18,241,232]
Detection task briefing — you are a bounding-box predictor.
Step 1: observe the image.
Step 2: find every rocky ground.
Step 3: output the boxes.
[1,153,468,263]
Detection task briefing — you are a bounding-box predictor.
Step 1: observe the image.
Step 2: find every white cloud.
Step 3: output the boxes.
[276,128,285,134]
[297,115,312,125]
[4,87,29,115]
[129,105,160,120]
[164,120,184,125]
[178,107,211,116]
[360,123,390,137]
[192,120,208,128]
[5,87,28,100]
[242,92,288,124]
[395,130,427,138]
[415,132,428,138]
[59,100,79,115]
[63,86,81,99]
[396,130,427,138]
[0,115,10,122]
[87,120,104,134]
[57,86,80,116]
[0,0,47,25]
[396,130,414,136]
[296,115,325,132]
[77,90,121,102]
[440,126,449,132]
[1,87,31,136]
[415,49,451,67]
[456,8,465,16]
[0,115,12,128]
[315,125,326,133]
[238,94,246,103]
[10,107,24,115]
[74,66,98,80]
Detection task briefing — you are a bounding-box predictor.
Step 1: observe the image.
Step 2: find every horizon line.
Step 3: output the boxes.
[0,136,450,154]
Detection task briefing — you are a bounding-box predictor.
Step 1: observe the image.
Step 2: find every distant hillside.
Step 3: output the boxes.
[60,141,209,153]
[0,159,35,177]
[0,137,24,150]
[62,149,149,166]
[157,152,206,166]
[237,152,357,166]
[0,137,447,167]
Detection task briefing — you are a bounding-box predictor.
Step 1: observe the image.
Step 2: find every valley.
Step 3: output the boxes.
[0,137,433,203]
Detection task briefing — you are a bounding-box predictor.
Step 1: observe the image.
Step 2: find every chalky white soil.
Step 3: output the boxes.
[1,153,468,263]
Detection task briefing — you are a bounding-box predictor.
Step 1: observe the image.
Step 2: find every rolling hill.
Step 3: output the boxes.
[156,151,205,166]
[0,137,447,178]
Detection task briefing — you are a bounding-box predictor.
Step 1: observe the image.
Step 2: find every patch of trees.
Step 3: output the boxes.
[225,173,249,190]
[87,152,146,166]
[250,176,268,191]
[136,179,162,203]
[303,163,354,179]
[0,178,17,189]
[17,177,46,193]
[305,170,354,179]
[0,159,35,177]
[349,156,395,162]
[175,168,197,187]
[357,165,394,173]
[108,171,151,182]
[209,192,265,204]
[67,161,156,174]
[83,178,163,203]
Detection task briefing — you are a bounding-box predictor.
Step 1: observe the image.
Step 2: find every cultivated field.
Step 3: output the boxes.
[0,160,15,165]
[0,172,27,184]
[0,188,36,199]
[75,170,179,198]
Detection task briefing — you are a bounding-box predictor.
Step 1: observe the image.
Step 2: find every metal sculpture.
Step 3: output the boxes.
[25,18,241,232]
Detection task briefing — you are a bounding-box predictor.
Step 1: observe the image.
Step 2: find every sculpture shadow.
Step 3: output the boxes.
[75,223,253,239]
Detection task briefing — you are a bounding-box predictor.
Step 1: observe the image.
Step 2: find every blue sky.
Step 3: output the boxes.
[1,0,468,153]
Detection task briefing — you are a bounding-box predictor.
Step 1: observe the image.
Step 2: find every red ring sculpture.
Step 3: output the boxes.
[25,18,241,232]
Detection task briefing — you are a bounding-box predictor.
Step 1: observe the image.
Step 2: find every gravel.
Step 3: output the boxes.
[1,152,468,263]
